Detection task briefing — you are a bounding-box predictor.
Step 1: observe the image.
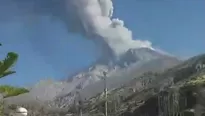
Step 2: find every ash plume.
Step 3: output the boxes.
[0,0,154,60]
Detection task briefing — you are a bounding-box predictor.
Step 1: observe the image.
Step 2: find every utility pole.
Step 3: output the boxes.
[79,100,82,116]
[79,105,82,116]
[76,91,83,116]
[103,71,108,116]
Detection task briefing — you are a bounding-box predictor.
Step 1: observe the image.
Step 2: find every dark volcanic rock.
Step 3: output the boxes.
[133,95,158,116]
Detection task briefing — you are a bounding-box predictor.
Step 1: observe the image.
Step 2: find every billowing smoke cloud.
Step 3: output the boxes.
[65,0,154,58]
[0,0,153,60]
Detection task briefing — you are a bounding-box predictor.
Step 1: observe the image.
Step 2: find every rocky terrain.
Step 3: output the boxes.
[4,47,180,108]
[2,52,205,116]
[80,54,205,116]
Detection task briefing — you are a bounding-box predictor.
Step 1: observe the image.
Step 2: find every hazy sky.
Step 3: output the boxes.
[0,0,204,86]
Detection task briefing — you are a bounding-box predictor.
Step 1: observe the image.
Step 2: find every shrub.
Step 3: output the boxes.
[0,85,29,98]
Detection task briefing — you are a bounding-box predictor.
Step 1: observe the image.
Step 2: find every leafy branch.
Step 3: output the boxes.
[0,43,18,78]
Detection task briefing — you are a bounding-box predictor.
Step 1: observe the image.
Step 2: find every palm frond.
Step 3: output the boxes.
[0,71,16,78]
[0,52,18,76]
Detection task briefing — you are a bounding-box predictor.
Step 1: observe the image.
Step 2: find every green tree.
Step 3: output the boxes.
[0,43,18,78]
[0,43,19,116]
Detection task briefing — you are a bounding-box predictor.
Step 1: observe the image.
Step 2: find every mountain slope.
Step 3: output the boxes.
[50,48,181,107]
[82,54,205,115]
[4,48,181,108]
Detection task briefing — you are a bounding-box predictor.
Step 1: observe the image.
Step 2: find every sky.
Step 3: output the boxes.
[0,0,205,87]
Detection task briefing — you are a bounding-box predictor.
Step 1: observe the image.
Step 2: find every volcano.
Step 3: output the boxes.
[4,47,181,108]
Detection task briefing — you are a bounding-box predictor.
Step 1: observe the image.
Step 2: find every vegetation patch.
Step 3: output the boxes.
[180,75,205,91]
[0,85,29,98]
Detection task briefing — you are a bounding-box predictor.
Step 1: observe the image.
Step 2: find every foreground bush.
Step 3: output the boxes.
[0,85,29,98]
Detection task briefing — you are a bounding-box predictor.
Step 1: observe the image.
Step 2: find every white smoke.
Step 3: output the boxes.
[65,0,154,57]
[0,0,154,59]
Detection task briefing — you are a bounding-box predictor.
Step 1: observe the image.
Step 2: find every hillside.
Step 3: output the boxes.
[2,53,205,116]
[79,54,205,116]
[4,48,181,108]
